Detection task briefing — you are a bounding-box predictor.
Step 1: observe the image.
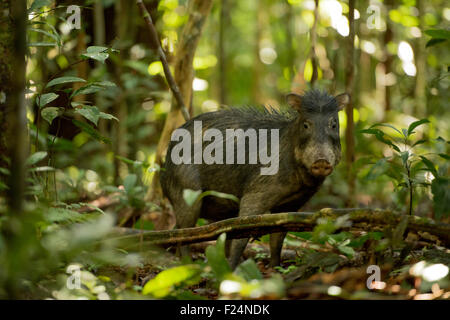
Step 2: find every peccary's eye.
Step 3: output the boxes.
[303,122,310,129]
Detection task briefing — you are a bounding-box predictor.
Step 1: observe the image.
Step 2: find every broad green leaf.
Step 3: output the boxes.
[365,158,388,180]
[29,21,61,46]
[431,178,450,219]
[46,76,86,88]
[123,174,137,193]
[438,153,450,160]
[370,123,402,135]
[426,38,446,47]
[235,259,263,281]
[72,119,110,144]
[205,233,231,281]
[29,28,59,43]
[142,264,202,297]
[41,107,61,124]
[360,128,400,152]
[424,29,450,39]
[26,151,47,166]
[28,0,52,12]
[412,139,427,147]
[86,46,109,53]
[81,52,109,63]
[337,245,355,257]
[407,119,430,136]
[37,93,58,108]
[183,189,202,207]
[420,156,438,177]
[71,84,104,98]
[74,106,101,125]
[99,112,119,122]
[400,151,410,166]
[81,47,109,63]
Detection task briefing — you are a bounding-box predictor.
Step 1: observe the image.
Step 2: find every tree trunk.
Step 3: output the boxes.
[148,0,213,208]
[345,0,356,206]
[218,0,229,106]
[0,0,28,213]
[94,0,108,137]
[251,0,264,104]
[414,0,426,117]
[383,0,393,114]
[113,0,132,185]
[309,0,319,86]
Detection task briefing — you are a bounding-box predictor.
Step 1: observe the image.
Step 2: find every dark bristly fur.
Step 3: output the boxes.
[160,89,347,270]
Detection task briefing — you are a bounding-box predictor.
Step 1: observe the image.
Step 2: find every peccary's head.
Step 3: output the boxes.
[287,89,350,178]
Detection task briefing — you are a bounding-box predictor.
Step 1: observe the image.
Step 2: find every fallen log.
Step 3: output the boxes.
[107,208,450,248]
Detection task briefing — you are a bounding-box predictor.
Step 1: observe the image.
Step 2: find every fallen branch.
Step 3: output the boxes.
[136,0,190,121]
[108,208,450,248]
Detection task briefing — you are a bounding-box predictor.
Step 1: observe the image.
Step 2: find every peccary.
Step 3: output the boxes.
[160,89,349,269]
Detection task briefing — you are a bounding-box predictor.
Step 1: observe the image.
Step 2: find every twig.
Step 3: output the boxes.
[136,0,190,121]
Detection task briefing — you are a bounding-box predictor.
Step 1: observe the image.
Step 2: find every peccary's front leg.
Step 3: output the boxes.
[227,193,273,270]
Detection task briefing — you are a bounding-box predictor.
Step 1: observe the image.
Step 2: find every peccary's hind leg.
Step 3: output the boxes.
[269,232,287,267]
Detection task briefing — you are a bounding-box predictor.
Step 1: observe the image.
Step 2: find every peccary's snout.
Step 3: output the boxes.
[310,159,333,177]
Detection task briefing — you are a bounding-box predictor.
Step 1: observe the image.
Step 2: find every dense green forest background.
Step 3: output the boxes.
[0,0,449,300]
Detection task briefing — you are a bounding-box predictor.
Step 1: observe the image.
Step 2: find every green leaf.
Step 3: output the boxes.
[70,81,116,98]
[72,119,110,144]
[370,123,402,135]
[28,0,52,12]
[99,112,119,122]
[123,174,137,193]
[426,38,446,48]
[337,245,355,258]
[365,158,388,180]
[205,233,231,281]
[361,128,400,152]
[74,106,101,125]
[183,189,202,207]
[26,151,48,166]
[81,47,110,63]
[46,76,86,88]
[412,139,427,147]
[142,264,202,297]
[400,151,410,166]
[438,153,450,160]
[29,28,59,43]
[431,178,450,219]
[407,119,430,136]
[41,107,61,125]
[235,259,263,281]
[37,93,58,108]
[420,156,438,177]
[424,29,450,39]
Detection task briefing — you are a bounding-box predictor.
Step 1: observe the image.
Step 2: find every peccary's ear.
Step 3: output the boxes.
[335,93,350,111]
[286,93,302,111]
